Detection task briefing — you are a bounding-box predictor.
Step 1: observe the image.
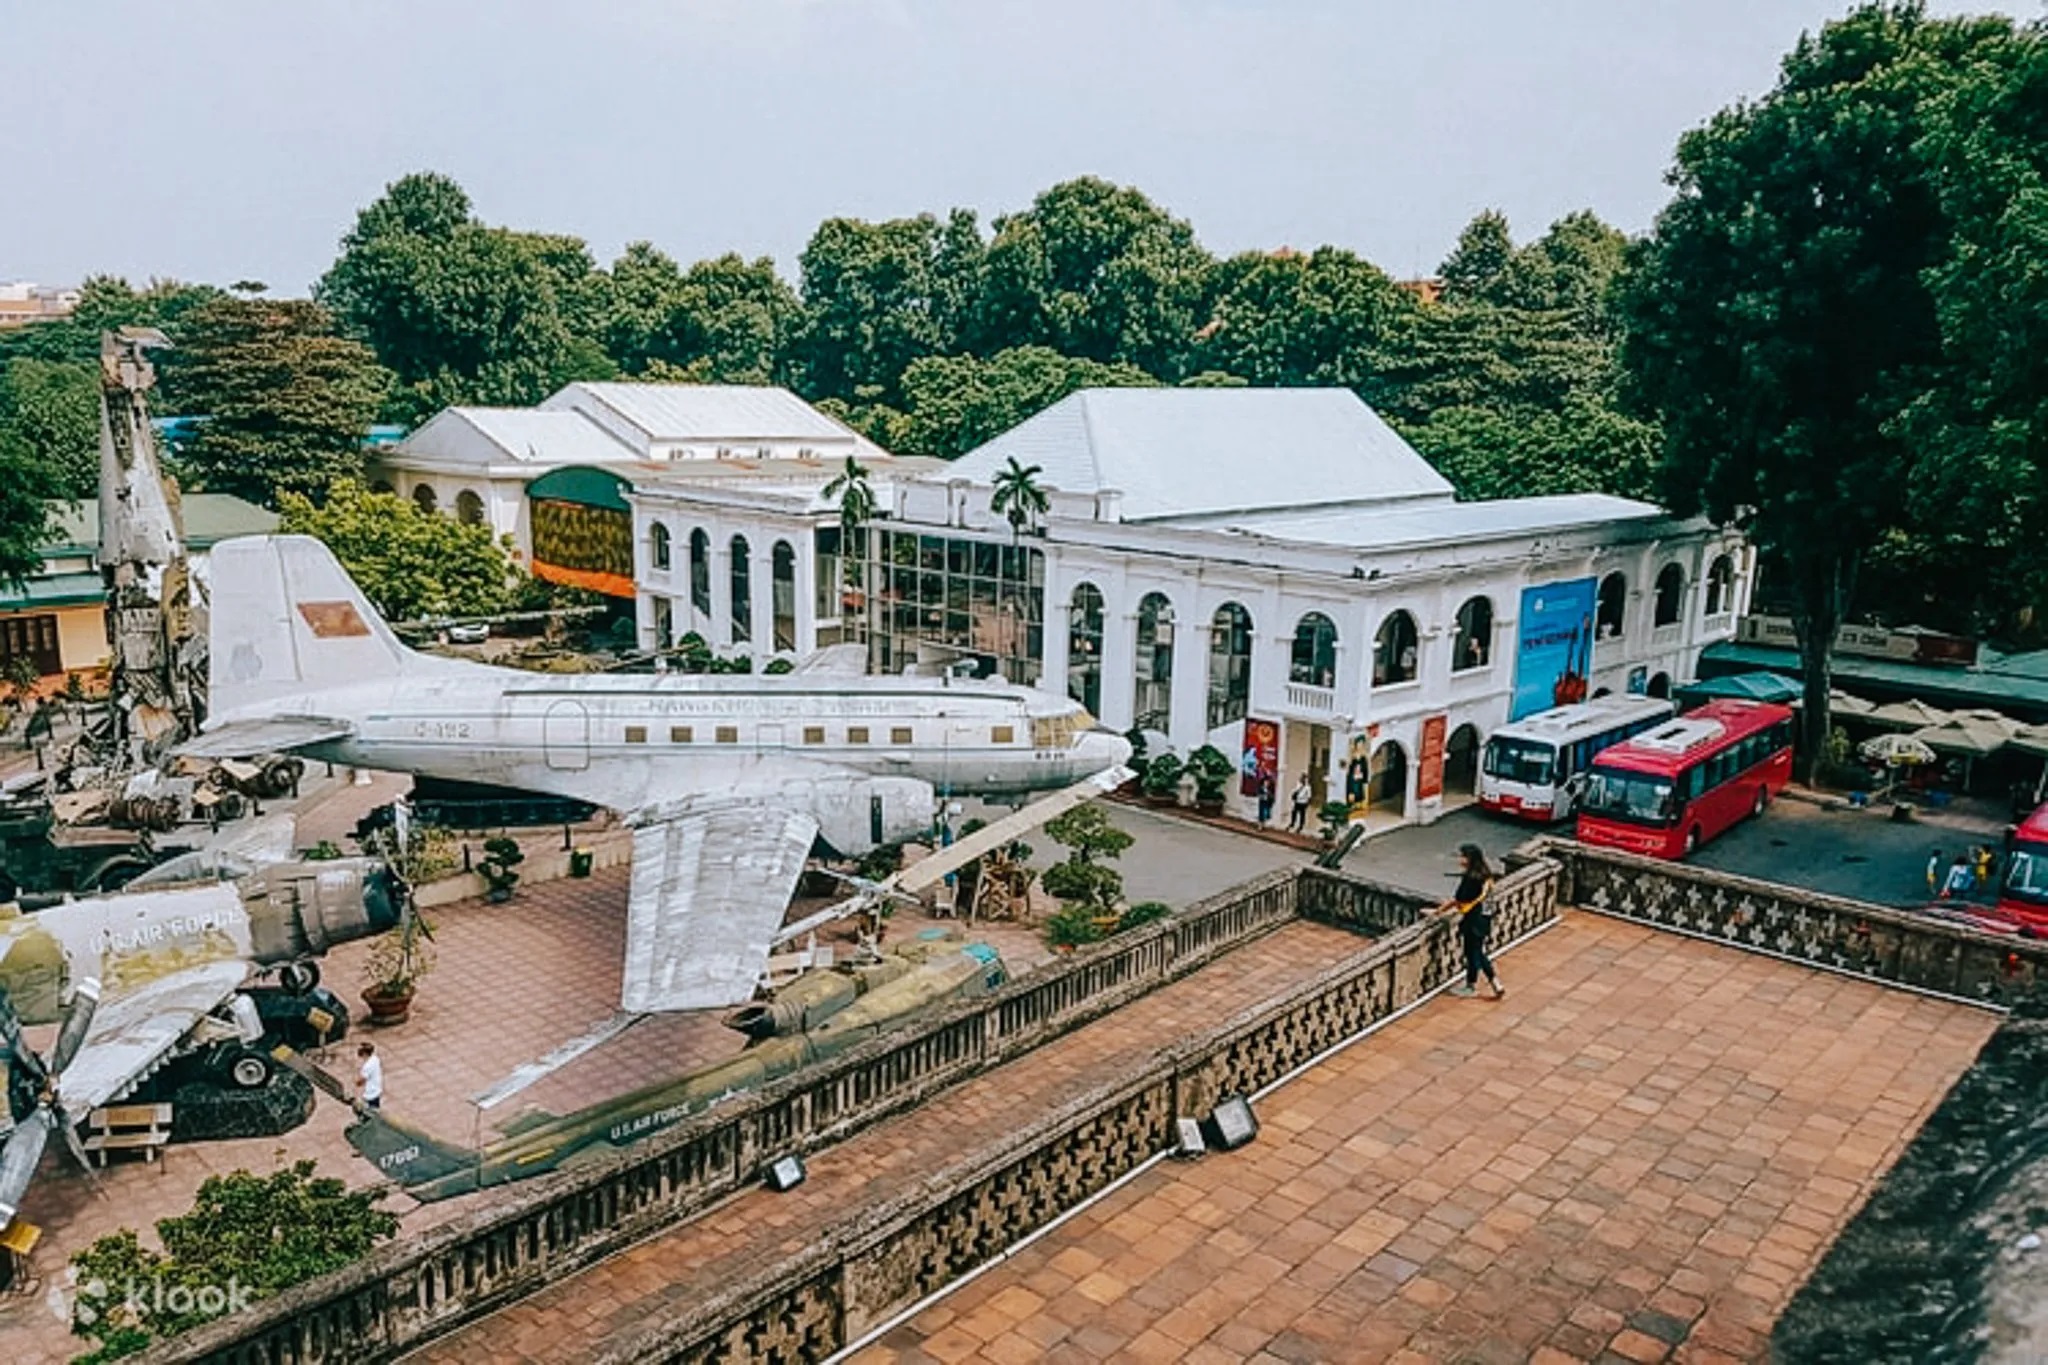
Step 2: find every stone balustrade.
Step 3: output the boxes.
[1528,837,2046,1008]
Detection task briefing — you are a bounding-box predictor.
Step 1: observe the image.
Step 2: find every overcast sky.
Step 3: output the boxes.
[3,1,2034,294]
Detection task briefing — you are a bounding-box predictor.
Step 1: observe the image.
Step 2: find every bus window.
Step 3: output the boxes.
[1484,738,1555,785]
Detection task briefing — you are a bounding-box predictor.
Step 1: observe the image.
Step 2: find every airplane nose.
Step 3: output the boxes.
[1077,729,1133,773]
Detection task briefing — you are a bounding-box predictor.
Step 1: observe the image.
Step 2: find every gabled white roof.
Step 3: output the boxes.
[400,408,636,468]
[945,388,1456,523]
[545,382,866,446]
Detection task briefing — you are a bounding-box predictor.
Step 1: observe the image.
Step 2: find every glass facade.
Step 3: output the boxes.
[731,535,752,642]
[1068,583,1105,714]
[1208,602,1253,728]
[772,540,797,651]
[867,529,1044,683]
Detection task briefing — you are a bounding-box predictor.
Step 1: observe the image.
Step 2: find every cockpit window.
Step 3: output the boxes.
[1031,708,1095,749]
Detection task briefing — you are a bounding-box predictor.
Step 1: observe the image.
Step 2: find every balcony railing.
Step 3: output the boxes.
[1284,681,1336,714]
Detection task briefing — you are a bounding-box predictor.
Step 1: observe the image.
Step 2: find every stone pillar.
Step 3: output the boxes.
[710,543,734,650]
[1100,608,1140,733]
[1170,619,1211,752]
[1040,584,1070,698]
[751,543,777,661]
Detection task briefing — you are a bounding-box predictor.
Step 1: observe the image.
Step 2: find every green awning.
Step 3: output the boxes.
[1675,671,1802,705]
[0,571,105,611]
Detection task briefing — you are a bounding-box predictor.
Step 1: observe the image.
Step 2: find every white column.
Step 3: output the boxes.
[1170,619,1211,750]
[710,541,734,649]
[751,545,776,660]
[1101,608,1139,733]
[1041,585,1071,698]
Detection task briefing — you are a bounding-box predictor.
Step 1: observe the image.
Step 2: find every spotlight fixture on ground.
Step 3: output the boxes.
[764,1154,807,1192]
[1201,1094,1258,1151]
[1173,1116,1207,1159]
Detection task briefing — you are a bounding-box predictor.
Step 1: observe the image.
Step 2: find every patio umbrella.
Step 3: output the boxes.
[1868,698,1957,731]
[2009,723,2048,759]
[1860,733,1937,766]
[1676,672,1804,705]
[1913,710,2020,758]
[1829,691,1878,719]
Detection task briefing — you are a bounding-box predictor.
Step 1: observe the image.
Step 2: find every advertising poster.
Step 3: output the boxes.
[1344,730,1375,815]
[1416,714,1448,802]
[1511,577,1598,720]
[1240,718,1279,796]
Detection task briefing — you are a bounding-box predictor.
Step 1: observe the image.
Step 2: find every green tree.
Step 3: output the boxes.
[1042,803,1133,865]
[279,478,521,620]
[317,172,613,424]
[1619,2,2016,774]
[0,357,98,497]
[893,345,1157,458]
[635,253,800,384]
[161,297,389,506]
[0,427,58,588]
[973,177,1212,379]
[789,211,983,404]
[990,455,1050,542]
[821,455,875,615]
[0,276,221,370]
[69,1160,397,1359]
[1191,246,1414,388]
[1438,210,1515,303]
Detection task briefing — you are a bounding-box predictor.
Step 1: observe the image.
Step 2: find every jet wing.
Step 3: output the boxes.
[179,715,354,759]
[621,806,819,1012]
[55,960,248,1114]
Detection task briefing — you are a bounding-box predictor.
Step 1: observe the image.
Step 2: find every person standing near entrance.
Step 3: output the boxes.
[356,1041,384,1111]
[1287,775,1313,833]
[1256,774,1277,826]
[1441,844,1504,999]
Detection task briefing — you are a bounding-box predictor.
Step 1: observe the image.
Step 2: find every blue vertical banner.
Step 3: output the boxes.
[1511,578,1598,720]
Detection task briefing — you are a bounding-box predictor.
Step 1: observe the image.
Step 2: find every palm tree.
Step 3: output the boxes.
[990,456,1049,544]
[821,456,874,626]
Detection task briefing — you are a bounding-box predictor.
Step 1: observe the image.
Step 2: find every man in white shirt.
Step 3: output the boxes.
[356,1041,384,1111]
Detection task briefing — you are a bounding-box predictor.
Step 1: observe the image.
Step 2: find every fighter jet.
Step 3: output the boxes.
[186,535,1131,1013]
[0,853,401,1230]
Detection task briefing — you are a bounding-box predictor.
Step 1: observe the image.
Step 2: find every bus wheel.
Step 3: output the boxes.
[1684,827,1701,855]
[1753,787,1769,817]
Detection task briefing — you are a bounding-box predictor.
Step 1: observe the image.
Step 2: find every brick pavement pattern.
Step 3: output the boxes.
[405,919,1364,1364]
[852,913,1995,1365]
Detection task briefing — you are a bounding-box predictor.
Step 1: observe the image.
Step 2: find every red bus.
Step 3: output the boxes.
[1575,700,1795,859]
[1996,804,2048,935]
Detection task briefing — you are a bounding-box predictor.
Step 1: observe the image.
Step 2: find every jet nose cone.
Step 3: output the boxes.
[1078,729,1133,774]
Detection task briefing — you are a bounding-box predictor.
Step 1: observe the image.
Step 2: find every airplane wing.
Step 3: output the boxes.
[892,763,1135,896]
[621,805,819,1012]
[55,959,248,1114]
[179,715,354,759]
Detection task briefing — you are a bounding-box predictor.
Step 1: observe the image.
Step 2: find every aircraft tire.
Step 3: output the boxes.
[280,960,321,994]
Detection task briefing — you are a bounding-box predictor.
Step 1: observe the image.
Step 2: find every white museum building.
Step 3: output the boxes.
[625,386,1751,827]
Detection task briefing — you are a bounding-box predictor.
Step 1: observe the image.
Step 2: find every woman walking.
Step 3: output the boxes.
[1441,843,1504,999]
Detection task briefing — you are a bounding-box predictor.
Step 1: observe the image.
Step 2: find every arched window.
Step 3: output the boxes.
[771,540,796,652]
[1648,671,1672,699]
[1597,572,1627,640]
[1290,613,1337,688]
[1133,593,1175,732]
[689,529,710,615]
[1068,583,1104,715]
[652,597,673,651]
[455,489,485,526]
[730,535,752,643]
[1704,554,1735,617]
[1369,740,1408,815]
[412,484,437,514]
[1373,610,1419,686]
[1453,596,1492,672]
[650,522,672,571]
[1207,602,1254,729]
[1654,564,1685,628]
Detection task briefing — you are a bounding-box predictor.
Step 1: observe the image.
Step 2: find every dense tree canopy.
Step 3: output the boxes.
[277,478,521,621]
[162,296,389,506]
[1620,2,2023,770]
[0,357,98,498]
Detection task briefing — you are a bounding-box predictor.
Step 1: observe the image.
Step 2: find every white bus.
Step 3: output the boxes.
[1479,695,1676,822]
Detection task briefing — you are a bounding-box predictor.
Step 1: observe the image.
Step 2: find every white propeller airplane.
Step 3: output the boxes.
[186,535,1132,1014]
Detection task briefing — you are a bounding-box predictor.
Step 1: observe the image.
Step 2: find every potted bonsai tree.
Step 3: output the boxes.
[1141,752,1184,806]
[361,906,436,1026]
[480,835,525,903]
[1186,745,1234,814]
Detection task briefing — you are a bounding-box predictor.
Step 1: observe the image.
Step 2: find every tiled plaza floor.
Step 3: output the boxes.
[850,913,1996,1365]
[405,918,1362,1364]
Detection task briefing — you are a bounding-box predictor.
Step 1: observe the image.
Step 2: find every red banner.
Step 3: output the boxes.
[1241,717,1279,796]
[1416,713,1448,802]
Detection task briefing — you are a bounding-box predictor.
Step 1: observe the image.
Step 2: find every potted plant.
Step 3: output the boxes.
[1122,729,1150,790]
[1141,753,1184,806]
[480,835,525,903]
[1316,799,1354,845]
[361,907,436,1026]
[1043,903,1107,953]
[1186,745,1234,813]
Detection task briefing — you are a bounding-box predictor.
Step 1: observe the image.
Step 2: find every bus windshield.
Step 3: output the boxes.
[2004,844,2048,905]
[1484,738,1555,786]
[1582,769,1675,825]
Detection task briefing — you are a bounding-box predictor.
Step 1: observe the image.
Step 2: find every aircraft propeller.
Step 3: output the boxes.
[0,977,104,1228]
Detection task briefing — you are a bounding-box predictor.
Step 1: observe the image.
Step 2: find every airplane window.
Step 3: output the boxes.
[716,726,739,744]
[804,726,825,744]
[848,727,869,744]
[670,726,692,743]
[891,726,914,745]
[624,726,647,744]
[992,725,1014,744]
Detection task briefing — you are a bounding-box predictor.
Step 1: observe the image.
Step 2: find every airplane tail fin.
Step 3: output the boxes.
[345,1108,476,1189]
[207,535,420,717]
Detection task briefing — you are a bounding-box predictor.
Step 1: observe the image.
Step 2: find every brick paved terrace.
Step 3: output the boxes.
[851,912,1996,1365]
